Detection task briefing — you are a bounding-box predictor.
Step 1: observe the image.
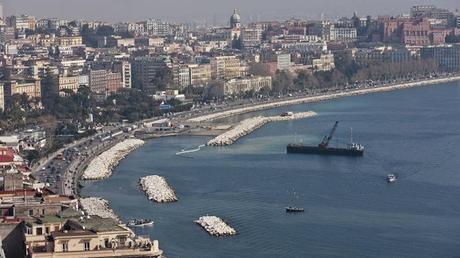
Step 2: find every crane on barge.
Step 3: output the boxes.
[287,121,364,157]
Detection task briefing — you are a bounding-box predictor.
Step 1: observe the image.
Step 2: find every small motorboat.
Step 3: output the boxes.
[281,111,294,117]
[285,207,305,213]
[128,219,154,227]
[387,174,397,183]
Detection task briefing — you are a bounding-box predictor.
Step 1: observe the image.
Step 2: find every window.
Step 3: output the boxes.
[62,241,69,252]
[36,227,43,235]
[84,241,90,251]
[45,227,50,234]
[28,210,33,216]
[26,227,32,235]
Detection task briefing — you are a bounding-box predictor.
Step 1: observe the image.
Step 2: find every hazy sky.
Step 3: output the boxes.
[3,0,459,24]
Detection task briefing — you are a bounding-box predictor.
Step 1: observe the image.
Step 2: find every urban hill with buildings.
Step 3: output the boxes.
[0,2,459,258]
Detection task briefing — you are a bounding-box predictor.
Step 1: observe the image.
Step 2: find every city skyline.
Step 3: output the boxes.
[3,0,459,23]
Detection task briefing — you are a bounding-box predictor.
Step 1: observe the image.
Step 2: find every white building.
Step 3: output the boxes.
[242,28,262,48]
[215,76,272,97]
[329,26,357,41]
[0,83,4,112]
[277,53,292,71]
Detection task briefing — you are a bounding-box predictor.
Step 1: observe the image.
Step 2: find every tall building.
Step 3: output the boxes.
[211,55,247,80]
[421,45,460,71]
[0,83,4,112]
[276,53,292,71]
[132,56,172,93]
[456,14,460,28]
[411,5,455,21]
[188,64,212,87]
[89,70,123,97]
[10,15,36,31]
[242,28,262,48]
[114,62,132,89]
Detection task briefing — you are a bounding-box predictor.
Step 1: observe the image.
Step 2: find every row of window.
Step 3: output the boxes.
[61,240,90,252]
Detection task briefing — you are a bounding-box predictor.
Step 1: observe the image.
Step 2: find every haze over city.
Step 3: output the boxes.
[3,0,460,22]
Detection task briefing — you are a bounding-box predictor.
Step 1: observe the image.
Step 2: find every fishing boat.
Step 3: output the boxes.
[387,174,397,183]
[285,207,305,213]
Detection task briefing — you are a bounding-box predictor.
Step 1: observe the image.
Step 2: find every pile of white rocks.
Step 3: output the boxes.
[82,139,145,180]
[207,111,317,146]
[139,175,178,203]
[194,216,236,236]
[79,197,119,221]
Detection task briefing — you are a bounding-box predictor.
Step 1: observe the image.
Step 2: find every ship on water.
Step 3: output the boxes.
[287,121,364,157]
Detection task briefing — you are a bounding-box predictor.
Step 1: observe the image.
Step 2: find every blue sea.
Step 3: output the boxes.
[82,82,460,258]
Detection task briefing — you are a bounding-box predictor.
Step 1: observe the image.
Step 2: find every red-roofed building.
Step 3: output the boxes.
[0,148,14,164]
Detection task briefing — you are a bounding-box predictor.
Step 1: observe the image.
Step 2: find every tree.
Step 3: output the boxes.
[272,70,294,94]
[41,69,59,110]
[151,68,174,91]
[96,25,115,37]
[81,25,98,48]
[445,35,460,44]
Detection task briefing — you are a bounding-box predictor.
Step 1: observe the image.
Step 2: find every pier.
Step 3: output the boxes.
[82,139,145,180]
[194,216,236,236]
[139,175,178,203]
[207,111,317,146]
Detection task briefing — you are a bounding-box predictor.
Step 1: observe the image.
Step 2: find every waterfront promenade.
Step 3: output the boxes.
[188,75,460,123]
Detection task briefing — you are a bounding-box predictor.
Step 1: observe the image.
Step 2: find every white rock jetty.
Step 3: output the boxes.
[82,139,145,180]
[139,175,178,203]
[194,216,236,236]
[207,111,317,146]
[79,197,119,221]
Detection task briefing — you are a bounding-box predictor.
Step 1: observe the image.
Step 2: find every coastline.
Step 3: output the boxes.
[187,75,460,123]
[78,75,460,200]
[74,76,460,256]
[82,138,145,180]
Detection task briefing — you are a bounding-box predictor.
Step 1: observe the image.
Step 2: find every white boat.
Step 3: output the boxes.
[128,219,154,227]
[387,174,397,183]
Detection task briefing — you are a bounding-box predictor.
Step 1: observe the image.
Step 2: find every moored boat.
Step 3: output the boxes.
[128,219,154,227]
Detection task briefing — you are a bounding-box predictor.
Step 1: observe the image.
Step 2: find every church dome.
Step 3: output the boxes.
[230,9,241,28]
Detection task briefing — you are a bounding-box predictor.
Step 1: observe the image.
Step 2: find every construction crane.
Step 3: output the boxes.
[318,121,339,148]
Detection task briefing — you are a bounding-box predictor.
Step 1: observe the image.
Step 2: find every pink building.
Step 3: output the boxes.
[402,20,431,46]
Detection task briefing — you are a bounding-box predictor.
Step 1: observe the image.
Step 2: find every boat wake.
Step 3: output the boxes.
[176,144,206,156]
